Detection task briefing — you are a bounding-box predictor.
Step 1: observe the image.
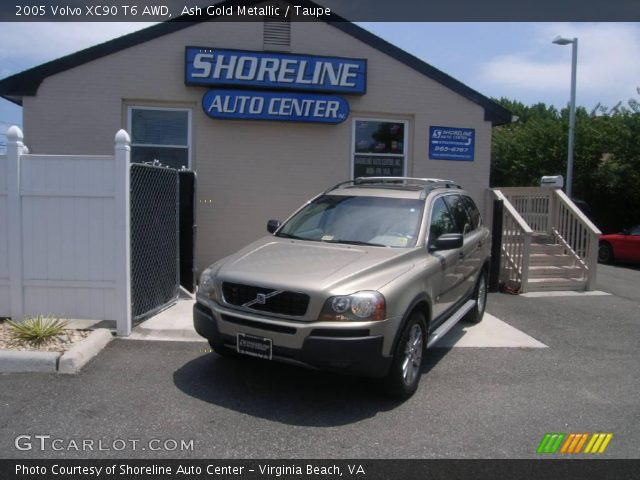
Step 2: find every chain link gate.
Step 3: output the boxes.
[130,163,180,321]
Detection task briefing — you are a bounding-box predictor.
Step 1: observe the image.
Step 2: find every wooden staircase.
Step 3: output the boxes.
[492,188,601,294]
[526,235,586,291]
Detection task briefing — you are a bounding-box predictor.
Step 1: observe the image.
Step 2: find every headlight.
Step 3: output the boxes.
[319,291,386,322]
[198,266,219,302]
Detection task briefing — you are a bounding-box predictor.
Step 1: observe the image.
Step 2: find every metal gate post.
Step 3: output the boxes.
[489,198,504,292]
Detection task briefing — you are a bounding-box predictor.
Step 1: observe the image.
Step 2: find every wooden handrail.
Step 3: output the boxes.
[492,189,532,293]
[553,189,602,235]
[493,190,534,234]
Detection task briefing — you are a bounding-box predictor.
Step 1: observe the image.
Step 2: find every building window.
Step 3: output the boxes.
[352,118,408,178]
[128,107,191,169]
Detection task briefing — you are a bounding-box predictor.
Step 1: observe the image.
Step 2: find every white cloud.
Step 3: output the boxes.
[0,22,156,74]
[480,23,640,107]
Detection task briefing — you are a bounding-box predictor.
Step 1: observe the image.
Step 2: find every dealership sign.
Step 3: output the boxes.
[428,126,475,161]
[202,89,349,124]
[185,47,366,94]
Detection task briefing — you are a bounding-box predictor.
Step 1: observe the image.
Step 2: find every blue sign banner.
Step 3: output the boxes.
[186,47,366,94]
[429,126,475,161]
[202,89,350,124]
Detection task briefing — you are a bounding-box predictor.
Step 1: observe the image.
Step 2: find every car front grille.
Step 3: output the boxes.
[222,282,310,317]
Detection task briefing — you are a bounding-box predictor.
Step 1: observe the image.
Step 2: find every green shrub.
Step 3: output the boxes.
[6,315,70,345]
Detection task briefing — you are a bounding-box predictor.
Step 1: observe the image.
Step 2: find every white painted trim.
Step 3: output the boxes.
[126,105,192,169]
[350,117,409,179]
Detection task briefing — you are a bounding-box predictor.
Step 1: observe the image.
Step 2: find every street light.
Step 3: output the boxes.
[553,35,578,199]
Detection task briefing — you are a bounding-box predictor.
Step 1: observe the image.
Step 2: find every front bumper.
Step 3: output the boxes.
[193,301,394,378]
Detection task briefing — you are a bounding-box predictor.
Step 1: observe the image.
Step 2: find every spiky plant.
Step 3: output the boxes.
[6,315,70,346]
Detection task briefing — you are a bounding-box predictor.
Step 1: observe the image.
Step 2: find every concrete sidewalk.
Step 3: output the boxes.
[125,293,546,348]
[126,297,203,342]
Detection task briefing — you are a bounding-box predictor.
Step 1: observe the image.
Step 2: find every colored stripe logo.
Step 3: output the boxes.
[537,433,613,454]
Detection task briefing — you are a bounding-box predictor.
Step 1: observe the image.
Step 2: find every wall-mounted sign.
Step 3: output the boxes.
[429,126,475,161]
[353,156,404,178]
[202,89,350,124]
[186,47,366,94]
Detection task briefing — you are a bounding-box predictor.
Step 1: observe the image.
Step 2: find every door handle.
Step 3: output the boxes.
[459,251,465,259]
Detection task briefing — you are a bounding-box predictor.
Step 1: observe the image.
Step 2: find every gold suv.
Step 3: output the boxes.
[194,177,490,399]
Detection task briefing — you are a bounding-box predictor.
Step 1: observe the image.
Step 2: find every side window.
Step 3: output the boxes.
[460,195,482,231]
[444,195,472,235]
[429,197,457,244]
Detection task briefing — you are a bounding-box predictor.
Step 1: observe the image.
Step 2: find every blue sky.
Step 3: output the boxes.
[1,21,639,134]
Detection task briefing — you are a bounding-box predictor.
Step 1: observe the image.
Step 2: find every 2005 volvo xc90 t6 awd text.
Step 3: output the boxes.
[194,177,490,398]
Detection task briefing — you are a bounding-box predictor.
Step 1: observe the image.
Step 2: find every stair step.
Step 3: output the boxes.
[526,277,587,292]
[528,265,585,278]
[503,243,566,254]
[529,253,575,266]
[531,233,555,244]
[529,243,565,254]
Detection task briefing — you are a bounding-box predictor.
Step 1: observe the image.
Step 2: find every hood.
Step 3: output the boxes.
[217,236,415,293]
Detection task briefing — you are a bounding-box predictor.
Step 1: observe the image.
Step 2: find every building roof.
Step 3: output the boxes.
[0,0,512,125]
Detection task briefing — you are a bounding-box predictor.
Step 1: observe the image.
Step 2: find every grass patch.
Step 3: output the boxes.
[6,315,70,346]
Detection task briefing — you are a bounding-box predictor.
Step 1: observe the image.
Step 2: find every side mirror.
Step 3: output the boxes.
[267,219,281,234]
[429,233,463,251]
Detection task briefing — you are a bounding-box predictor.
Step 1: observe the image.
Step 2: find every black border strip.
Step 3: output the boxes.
[2,459,640,480]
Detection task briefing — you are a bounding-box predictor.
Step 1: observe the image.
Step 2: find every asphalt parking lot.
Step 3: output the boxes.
[1,264,638,459]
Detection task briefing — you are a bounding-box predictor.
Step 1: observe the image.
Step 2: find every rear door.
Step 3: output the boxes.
[460,194,489,281]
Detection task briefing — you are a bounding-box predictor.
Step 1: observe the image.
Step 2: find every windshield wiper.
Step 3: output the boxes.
[322,239,387,247]
[276,232,307,240]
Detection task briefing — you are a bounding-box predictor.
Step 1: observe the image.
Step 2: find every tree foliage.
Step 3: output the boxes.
[491,94,640,233]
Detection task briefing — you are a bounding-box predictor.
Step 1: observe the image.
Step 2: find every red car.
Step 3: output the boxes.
[598,225,640,263]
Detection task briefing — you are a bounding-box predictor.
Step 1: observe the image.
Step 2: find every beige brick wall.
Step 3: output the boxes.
[22,21,494,271]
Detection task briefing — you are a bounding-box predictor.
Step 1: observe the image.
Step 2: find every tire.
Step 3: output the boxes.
[384,312,427,400]
[208,339,237,357]
[598,242,614,264]
[465,270,488,324]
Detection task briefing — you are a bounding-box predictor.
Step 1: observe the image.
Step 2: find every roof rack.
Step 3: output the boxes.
[324,177,461,196]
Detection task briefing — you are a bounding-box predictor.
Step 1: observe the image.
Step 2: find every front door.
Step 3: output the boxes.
[427,196,464,321]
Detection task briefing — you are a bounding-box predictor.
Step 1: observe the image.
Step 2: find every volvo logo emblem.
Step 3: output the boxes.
[242,290,284,308]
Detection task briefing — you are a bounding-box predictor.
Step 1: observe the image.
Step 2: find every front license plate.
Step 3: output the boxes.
[237,333,272,360]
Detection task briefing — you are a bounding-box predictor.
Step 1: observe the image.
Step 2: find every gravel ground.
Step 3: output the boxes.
[0,319,90,353]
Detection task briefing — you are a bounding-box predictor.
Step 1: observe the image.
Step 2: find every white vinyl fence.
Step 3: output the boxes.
[0,126,132,335]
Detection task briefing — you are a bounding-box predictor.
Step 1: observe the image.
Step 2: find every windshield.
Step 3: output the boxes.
[277,195,424,248]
